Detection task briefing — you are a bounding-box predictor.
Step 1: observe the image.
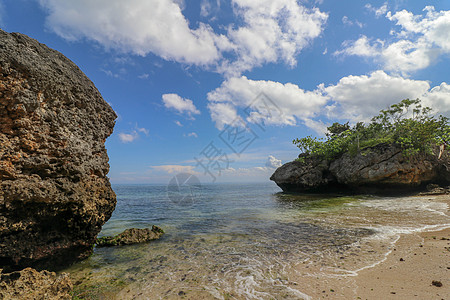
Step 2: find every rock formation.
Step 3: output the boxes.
[0,268,73,299]
[96,226,164,247]
[0,29,117,271]
[271,143,450,194]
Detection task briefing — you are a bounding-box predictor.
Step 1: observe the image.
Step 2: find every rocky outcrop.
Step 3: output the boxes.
[96,226,164,247]
[0,267,73,299]
[269,154,344,193]
[0,30,117,271]
[271,143,450,194]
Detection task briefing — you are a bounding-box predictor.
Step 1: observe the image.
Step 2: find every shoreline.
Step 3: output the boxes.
[348,227,450,299]
[67,193,449,299]
[296,194,449,299]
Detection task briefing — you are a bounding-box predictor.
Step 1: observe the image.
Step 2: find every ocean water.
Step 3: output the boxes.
[66,182,450,299]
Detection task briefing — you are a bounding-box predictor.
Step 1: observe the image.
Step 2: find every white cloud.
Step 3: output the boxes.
[387,6,450,51]
[265,155,282,169]
[207,102,240,130]
[365,2,388,18]
[200,0,212,17]
[137,126,149,135]
[39,0,327,76]
[174,120,183,127]
[342,16,363,28]
[218,0,328,76]
[337,6,450,74]
[162,93,200,119]
[421,82,450,116]
[39,0,226,65]
[335,35,380,58]
[184,132,198,138]
[302,118,328,135]
[208,71,450,132]
[207,76,327,129]
[151,165,198,174]
[118,124,149,143]
[324,70,450,121]
[342,16,350,26]
[118,131,139,143]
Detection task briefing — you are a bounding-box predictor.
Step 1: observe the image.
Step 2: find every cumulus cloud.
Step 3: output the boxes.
[38,0,327,76]
[336,6,450,74]
[118,132,138,143]
[324,70,450,121]
[265,155,282,169]
[335,35,381,58]
[39,0,227,65]
[207,76,327,129]
[174,120,183,127]
[387,6,450,51]
[207,102,240,130]
[118,125,149,143]
[162,93,200,119]
[421,82,450,116]
[217,0,328,76]
[207,71,450,132]
[365,2,388,18]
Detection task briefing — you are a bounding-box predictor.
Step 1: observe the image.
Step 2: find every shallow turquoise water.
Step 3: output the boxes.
[65,182,449,299]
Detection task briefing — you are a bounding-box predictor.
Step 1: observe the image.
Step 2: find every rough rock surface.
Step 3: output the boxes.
[0,29,117,271]
[0,267,72,299]
[271,143,450,194]
[96,226,164,247]
[269,154,343,193]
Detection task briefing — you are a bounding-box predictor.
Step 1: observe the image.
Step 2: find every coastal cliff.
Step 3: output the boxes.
[0,30,117,271]
[271,143,450,194]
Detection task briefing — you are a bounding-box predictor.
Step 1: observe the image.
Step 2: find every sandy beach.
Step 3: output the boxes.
[298,195,450,300]
[348,227,450,300]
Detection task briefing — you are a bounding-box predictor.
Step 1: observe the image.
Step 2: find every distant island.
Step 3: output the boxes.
[271,99,450,194]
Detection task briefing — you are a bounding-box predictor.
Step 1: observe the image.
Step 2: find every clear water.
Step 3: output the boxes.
[65,182,450,299]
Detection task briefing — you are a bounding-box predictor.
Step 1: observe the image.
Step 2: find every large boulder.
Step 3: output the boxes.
[269,155,341,193]
[0,30,117,271]
[271,143,450,194]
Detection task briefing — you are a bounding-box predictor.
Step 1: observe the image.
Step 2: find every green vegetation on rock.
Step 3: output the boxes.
[293,99,450,161]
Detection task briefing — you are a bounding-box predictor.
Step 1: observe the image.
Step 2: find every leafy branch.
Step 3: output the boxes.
[293,99,449,161]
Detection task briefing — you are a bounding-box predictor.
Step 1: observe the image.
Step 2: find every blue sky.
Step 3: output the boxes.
[2,0,450,184]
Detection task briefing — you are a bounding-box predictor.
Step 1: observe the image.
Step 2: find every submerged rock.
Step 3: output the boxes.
[0,30,117,271]
[96,226,164,247]
[271,143,450,194]
[0,267,73,299]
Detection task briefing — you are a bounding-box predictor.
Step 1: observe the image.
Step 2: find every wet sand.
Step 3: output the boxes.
[349,228,450,300]
[297,195,450,300]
